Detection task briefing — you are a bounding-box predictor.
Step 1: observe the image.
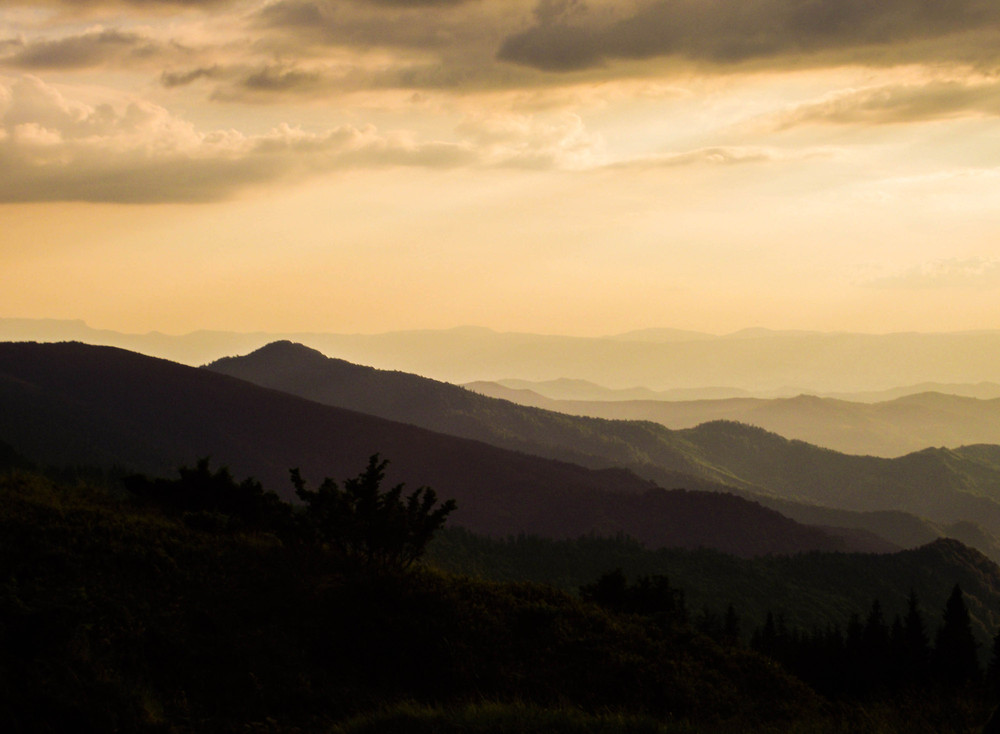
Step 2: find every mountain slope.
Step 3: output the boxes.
[0,341,869,555]
[465,385,1000,457]
[431,532,1000,652]
[206,342,1000,538]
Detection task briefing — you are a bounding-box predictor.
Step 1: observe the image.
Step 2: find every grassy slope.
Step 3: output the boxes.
[428,529,1000,652]
[0,468,824,733]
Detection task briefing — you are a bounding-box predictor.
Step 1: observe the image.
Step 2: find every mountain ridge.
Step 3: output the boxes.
[0,340,876,556]
[205,341,1000,553]
[10,317,1000,392]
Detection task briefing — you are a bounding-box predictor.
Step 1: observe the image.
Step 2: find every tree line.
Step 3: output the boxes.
[583,568,1000,705]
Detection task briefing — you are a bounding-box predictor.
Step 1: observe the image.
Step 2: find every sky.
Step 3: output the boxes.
[3,0,1000,337]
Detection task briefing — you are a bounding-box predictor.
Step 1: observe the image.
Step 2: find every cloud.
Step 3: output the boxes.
[772,78,1000,128]
[0,75,604,202]
[0,28,179,70]
[160,65,220,87]
[255,0,528,55]
[602,146,780,170]
[498,0,1000,72]
[0,0,234,8]
[862,257,1000,289]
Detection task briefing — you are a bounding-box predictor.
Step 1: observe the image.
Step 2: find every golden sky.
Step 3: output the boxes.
[3,0,1000,336]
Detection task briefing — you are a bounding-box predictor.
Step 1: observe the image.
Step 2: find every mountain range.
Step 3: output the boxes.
[0,341,878,556]
[206,342,1000,548]
[474,377,1000,403]
[9,317,1000,393]
[465,382,1000,457]
[11,338,1000,561]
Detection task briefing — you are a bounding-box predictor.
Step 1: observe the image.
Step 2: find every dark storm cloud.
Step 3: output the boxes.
[498,0,1000,72]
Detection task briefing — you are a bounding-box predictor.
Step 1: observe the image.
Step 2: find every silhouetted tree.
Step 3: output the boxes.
[933,584,980,686]
[580,570,687,627]
[290,454,456,571]
[862,599,891,692]
[124,458,292,532]
[985,625,1000,695]
[901,589,931,686]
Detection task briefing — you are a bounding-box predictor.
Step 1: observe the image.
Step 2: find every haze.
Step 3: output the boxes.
[3,0,1000,337]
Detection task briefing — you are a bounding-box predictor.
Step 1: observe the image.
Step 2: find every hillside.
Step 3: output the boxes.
[430,531,1000,652]
[206,342,1000,540]
[465,385,1000,457]
[0,341,867,555]
[0,468,823,733]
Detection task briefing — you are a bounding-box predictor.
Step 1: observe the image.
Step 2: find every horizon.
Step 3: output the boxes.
[8,315,1000,340]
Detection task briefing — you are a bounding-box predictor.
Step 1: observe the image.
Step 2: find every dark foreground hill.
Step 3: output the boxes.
[3,468,997,733]
[206,341,1000,540]
[0,469,824,734]
[0,341,866,555]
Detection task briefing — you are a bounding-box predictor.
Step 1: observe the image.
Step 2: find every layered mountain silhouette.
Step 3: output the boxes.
[0,341,879,555]
[466,382,1000,457]
[206,342,1000,545]
[9,318,1000,393]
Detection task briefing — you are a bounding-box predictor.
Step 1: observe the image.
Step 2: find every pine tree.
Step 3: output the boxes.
[986,625,1000,695]
[902,589,931,685]
[933,584,980,686]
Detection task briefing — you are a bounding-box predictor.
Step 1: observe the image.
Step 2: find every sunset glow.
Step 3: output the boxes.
[3,0,1000,335]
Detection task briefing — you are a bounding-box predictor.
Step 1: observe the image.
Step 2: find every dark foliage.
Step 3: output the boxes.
[580,569,688,627]
[123,458,295,535]
[934,584,981,686]
[291,454,456,571]
[744,586,989,705]
[0,468,824,733]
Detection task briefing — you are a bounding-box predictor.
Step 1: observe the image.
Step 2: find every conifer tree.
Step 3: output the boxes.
[986,626,1000,694]
[933,584,980,686]
[290,454,456,571]
[902,589,931,685]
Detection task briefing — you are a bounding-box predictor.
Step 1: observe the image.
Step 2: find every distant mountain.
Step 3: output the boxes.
[461,387,1000,457]
[827,382,1000,402]
[471,379,753,402]
[0,341,874,555]
[206,341,725,492]
[604,327,717,342]
[206,342,1000,542]
[471,378,1000,404]
[9,318,1000,393]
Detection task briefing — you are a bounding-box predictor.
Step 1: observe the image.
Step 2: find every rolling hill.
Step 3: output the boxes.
[0,341,872,555]
[206,341,1000,541]
[465,383,1000,457]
